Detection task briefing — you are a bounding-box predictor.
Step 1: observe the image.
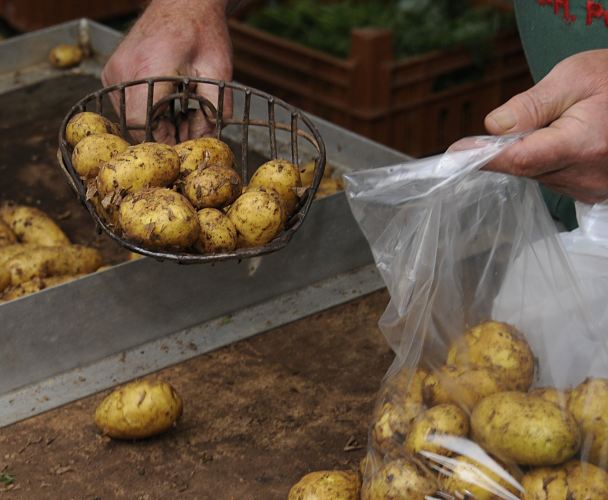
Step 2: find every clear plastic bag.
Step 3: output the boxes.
[344,136,608,499]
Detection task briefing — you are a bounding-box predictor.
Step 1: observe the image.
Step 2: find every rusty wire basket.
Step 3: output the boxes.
[57,76,326,264]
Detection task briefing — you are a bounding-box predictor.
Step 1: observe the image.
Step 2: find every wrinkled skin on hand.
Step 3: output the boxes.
[484,49,608,203]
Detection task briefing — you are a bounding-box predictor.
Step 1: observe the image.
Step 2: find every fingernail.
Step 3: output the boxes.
[487,109,517,132]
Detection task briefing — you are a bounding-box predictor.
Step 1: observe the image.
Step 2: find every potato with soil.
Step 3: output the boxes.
[405,404,469,457]
[227,189,285,247]
[521,461,608,499]
[94,379,183,439]
[196,208,237,253]
[97,143,180,201]
[0,219,16,246]
[1,274,80,301]
[183,165,242,209]
[249,159,302,215]
[380,368,428,406]
[371,400,424,457]
[49,43,83,68]
[119,188,199,250]
[471,391,580,466]
[65,111,119,147]
[0,267,9,292]
[174,137,235,176]
[0,203,69,246]
[568,377,608,469]
[72,133,129,178]
[447,320,535,391]
[288,471,360,500]
[361,459,437,500]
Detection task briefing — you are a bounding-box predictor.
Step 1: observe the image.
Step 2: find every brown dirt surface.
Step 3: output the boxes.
[0,290,393,499]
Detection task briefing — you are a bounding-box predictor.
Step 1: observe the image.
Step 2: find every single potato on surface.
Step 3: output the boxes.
[248,159,302,214]
[94,379,183,439]
[174,137,235,176]
[471,392,580,466]
[0,219,16,246]
[288,471,360,500]
[0,203,69,246]
[521,461,608,499]
[72,133,129,178]
[183,165,242,209]
[361,459,437,500]
[65,111,119,147]
[405,404,469,457]
[196,208,237,253]
[447,320,535,392]
[49,43,83,69]
[118,188,199,250]
[227,189,284,247]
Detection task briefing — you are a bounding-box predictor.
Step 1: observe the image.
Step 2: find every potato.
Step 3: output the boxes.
[249,159,302,214]
[380,368,428,406]
[568,377,608,469]
[0,203,69,246]
[371,400,423,457]
[316,177,344,199]
[471,391,580,466]
[0,244,39,265]
[0,219,17,246]
[49,43,83,68]
[423,365,504,411]
[118,188,199,250]
[66,111,119,147]
[72,133,129,178]
[196,208,237,254]
[361,459,437,500]
[6,245,102,285]
[97,143,180,201]
[288,470,360,500]
[300,161,316,187]
[227,189,284,247]
[94,379,183,439]
[174,137,235,176]
[405,404,469,457]
[447,320,535,391]
[521,461,608,499]
[0,267,9,292]
[183,165,242,209]
[442,455,521,500]
[1,274,80,301]
[529,387,569,409]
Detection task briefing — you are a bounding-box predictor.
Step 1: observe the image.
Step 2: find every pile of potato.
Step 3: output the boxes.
[289,320,608,499]
[0,202,102,302]
[66,111,320,255]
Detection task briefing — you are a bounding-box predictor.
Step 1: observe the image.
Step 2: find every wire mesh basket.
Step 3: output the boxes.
[57,76,326,264]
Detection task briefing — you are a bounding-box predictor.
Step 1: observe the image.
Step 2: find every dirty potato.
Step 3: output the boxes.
[568,377,608,469]
[72,133,129,178]
[381,368,428,406]
[371,400,424,458]
[288,471,360,500]
[174,137,235,176]
[196,208,237,254]
[361,459,437,500]
[447,320,535,391]
[249,159,302,214]
[49,43,83,68]
[119,188,199,250]
[0,219,16,246]
[471,392,580,466]
[522,461,608,499]
[405,404,469,457]
[227,189,284,247]
[65,111,119,147]
[0,267,9,292]
[316,177,344,199]
[1,274,80,301]
[183,165,242,209]
[0,203,69,246]
[94,379,183,439]
[97,143,180,201]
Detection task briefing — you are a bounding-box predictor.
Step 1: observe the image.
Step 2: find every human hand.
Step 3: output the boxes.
[484,49,608,203]
[101,0,233,144]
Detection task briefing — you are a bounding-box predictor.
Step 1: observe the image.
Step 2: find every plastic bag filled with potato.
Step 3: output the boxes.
[344,135,608,499]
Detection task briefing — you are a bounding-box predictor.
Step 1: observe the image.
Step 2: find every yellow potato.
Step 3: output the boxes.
[371,400,424,458]
[227,189,284,247]
[381,368,428,406]
[174,137,235,176]
[97,143,180,201]
[442,455,521,500]
[118,188,199,250]
[522,461,608,499]
[447,320,535,392]
[299,161,316,187]
[529,387,569,409]
[471,391,580,466]
[94,379,183,439]
[361,459,437,500]
[1,274,80,301]
[65,111,119,147]
[249,159,302,214]
[315,177,344,199]
[49,43,83,68]
[405,404,469,457]
[423,365,504,411]
[288,471,360,500]
[72,133,129,178]
[0,203,69,246]
[183,165,242,209]
[196,208,237,254]
[0,244,39,265]
[568,377,608,469]
[0,219,17,246]
[0,267,9,292]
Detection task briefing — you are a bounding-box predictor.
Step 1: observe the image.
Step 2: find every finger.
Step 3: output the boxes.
[535,165,608,202]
